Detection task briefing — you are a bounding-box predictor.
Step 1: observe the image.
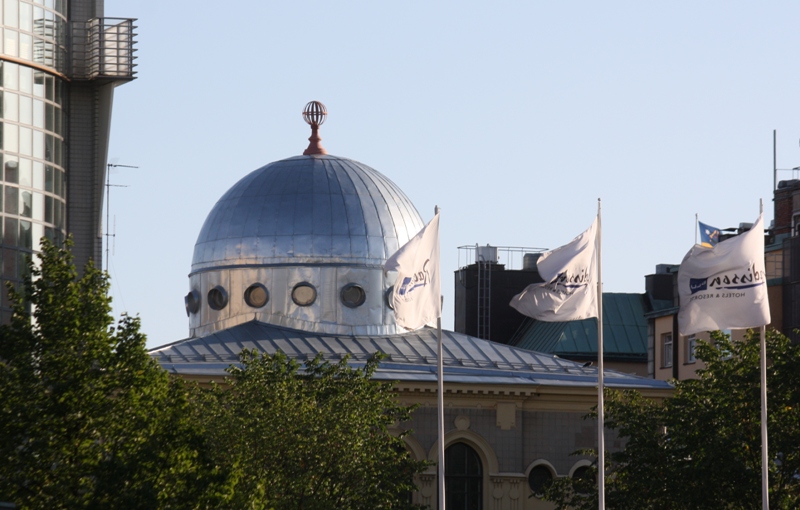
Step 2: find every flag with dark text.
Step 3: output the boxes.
[678,214,770,336]
[384,213,441,330]
[510,218,598,322]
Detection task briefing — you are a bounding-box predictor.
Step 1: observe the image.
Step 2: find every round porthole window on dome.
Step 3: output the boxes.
[292,282,317,307]
[244,283,269,308]
[340,283,366,308]
[184,289,200,316]
[385,286,395,310]
[207,286,228,310]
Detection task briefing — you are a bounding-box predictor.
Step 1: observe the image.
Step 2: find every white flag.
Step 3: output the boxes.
[510,217,598,321]
[678,213,770,336]
[384,212,441,330]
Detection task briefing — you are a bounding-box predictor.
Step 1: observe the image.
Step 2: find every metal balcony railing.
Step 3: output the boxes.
[71,18,138,81]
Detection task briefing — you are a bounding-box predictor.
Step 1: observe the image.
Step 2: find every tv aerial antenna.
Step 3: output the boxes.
[105,162,138,272]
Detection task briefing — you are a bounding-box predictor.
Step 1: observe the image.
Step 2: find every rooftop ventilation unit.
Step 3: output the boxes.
[476,245,498,264]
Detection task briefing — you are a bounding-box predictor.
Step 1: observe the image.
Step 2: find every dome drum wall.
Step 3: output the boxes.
[189,154,423,337]
[188,265,402,337]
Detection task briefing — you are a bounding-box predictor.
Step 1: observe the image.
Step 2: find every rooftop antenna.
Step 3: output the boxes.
[105,163,138,272]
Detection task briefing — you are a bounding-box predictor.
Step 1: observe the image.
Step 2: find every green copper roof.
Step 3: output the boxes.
[510,293,647,361]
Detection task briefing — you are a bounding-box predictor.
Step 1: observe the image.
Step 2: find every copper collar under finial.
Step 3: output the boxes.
[302,101,328,155]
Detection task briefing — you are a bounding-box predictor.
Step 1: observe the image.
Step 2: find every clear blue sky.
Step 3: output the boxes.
[103,1,800,348]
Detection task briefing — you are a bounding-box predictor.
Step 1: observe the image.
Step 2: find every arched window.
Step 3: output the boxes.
[445,442,482,510]
[528,464,554,497]
[571,464,596,494]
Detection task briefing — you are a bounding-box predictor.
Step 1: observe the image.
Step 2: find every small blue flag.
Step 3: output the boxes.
[698,221,720,248]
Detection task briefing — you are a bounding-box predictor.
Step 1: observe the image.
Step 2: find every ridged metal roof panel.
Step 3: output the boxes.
[150,321,670,390]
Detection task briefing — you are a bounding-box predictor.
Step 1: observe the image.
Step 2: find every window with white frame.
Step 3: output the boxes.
[686,335,697,363]
[662,333,673,368]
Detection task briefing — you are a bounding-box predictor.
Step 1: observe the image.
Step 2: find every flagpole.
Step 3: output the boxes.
[759,200,769,510]
[435,206,445,510]
[437,314,445,510]
[695,213,698,245]
[596,199,605,510]
[760,323,768,510]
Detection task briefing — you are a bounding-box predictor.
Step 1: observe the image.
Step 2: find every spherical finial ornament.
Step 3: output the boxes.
[302,101,328,155]
[303,101,327,128]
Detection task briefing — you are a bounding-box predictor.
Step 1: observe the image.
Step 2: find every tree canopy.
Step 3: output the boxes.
[0,239,426,509]
[0,239,213,508]
[544,329,800,510]
[197,350,427,509]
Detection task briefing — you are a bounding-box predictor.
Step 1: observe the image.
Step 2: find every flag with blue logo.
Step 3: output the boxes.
[383,212,441,330]
[509,217,598,322]
[678,213,770,336]
[698,221,721,248]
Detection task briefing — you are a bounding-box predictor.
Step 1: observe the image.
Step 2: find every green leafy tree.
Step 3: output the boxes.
[544,329,800,510]
[0,239,214,509]
[196,349,429,509]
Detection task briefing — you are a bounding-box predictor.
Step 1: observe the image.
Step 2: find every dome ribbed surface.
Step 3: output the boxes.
[192,155,424,273]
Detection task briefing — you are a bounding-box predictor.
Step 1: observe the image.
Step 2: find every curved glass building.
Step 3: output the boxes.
[0,0,136,321]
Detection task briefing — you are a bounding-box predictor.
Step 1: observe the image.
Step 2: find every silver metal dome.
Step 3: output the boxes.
[187,153,425,338]
[192,154,423,272]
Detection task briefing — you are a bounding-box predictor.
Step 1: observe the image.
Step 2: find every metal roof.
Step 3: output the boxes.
[150,320,671,390]
[510,293,648,361]
[191,154,424,274]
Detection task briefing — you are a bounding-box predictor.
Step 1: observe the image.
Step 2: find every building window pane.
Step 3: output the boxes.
[5,159,19,183]
[445,442,483,510]
[292,282,317,307]
[33,71,45,98]
[20,190,31,217]
[19,65,31,94]
[244,283,269,308]
[19,33,31,60]
[4,123,18,152]
[5,185,18,214]
[33,99,43,128]
[340,283,366,308]
[4,92,19,121]
[33,129,43,158]
[184,290,200,315]
[571,465,596,494]
[44,194,52,222]
[4,217,18,245]
[18,158,30,186]
[19,126,32,156]
[20,95,32,124]
[53,195,60,226]
[32,222,43,251]
[686,335,697,364]
[208,286,228,310]
[32,162,43,188]
[662,333,673,368]
[32,191,43,220]
[528,465,553,497]
[19,2,32,32]
[19,220,31,249]
[3,248,15,276]
[4,29,18,57]
[3,61,18,90]
[4,1,18,29]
